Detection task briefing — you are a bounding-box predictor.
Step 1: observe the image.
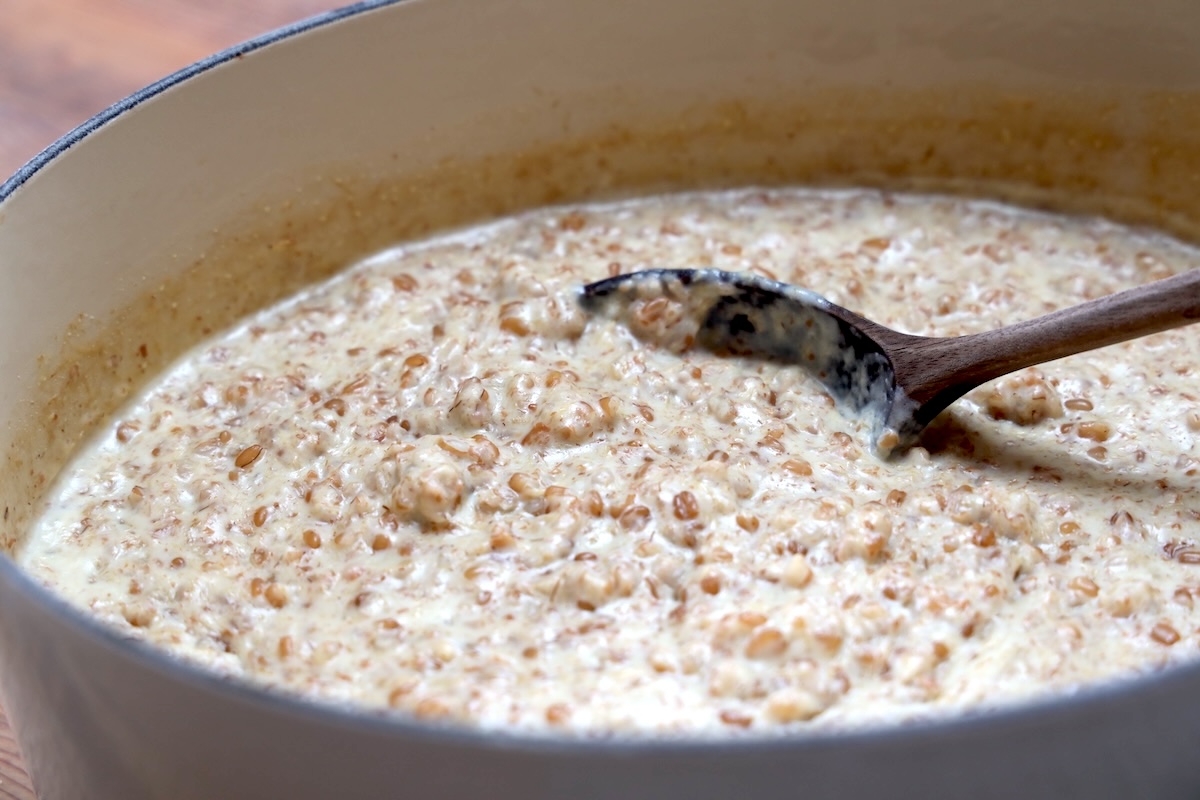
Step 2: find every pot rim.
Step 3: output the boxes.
[1,0,1193,757]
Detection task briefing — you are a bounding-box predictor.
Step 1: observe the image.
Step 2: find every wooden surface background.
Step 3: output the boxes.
[0,0,337,794]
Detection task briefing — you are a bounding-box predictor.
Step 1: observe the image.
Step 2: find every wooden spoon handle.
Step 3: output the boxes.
[893,268,1200,399]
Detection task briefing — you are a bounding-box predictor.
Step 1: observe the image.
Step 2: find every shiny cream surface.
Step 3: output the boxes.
[20,189,1200,734]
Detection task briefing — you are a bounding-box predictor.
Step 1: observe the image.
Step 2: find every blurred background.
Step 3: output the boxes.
[0,0,335,176]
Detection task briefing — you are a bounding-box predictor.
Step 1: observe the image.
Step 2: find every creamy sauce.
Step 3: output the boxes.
[19,188,1200,735]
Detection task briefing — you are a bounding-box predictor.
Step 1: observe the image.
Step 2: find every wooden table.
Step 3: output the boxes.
[0,2,338,793]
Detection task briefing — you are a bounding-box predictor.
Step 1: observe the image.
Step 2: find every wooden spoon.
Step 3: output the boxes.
[579,268,1200,457]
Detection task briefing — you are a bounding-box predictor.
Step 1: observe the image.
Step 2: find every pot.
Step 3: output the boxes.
[3,0,1200,797]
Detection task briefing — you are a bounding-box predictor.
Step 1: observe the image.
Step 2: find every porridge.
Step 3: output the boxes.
[18,188,1200,734]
